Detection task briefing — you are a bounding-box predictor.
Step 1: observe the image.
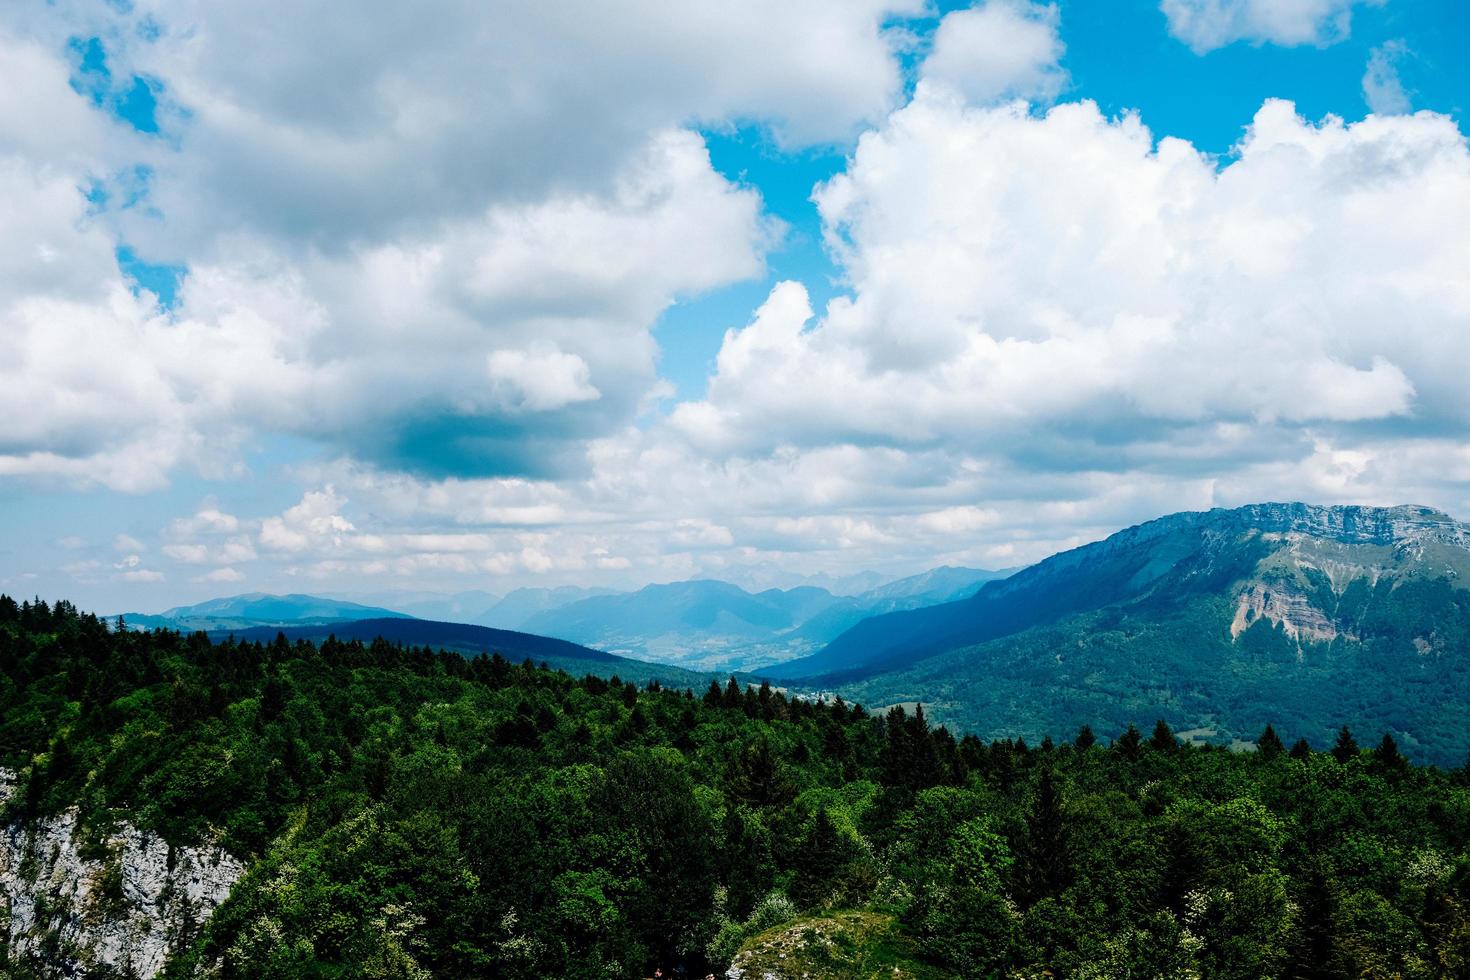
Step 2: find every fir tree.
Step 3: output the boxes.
[1074,724,1097,750]
[1332,726,1360,764]
[1017,767,1070,905]
[791,807,854,907]
[1150,719,1178,753]
[1257,724,1286,759]
[1116,724,1143,760]
[1374,731,1405,771]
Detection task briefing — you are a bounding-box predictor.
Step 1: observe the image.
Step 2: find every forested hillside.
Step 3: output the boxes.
[771,504,1470,765]
[4,596,1470,977]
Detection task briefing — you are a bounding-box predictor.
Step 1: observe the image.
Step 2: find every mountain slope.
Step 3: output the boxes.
[784,565,1012,648]
[217,616,712,687]
[520,579,845,670]
[771,503,1467,683]
[123,592,413,632]
[472,585,621,630]
[776,503,1470,763]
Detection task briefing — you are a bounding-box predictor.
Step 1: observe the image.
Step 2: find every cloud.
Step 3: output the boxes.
[1363,40,1412,115]
[199,567,245,583]
[162,543,209,564]
[259,487,356,554]
[1,123,769,485]
[1160,0,1382,53]
[113,534,145,553]
[4,1,913,489]
[169,506,240,536]
[921,1,1066,105]
[672,95,1468,469]
[57,0,922,250]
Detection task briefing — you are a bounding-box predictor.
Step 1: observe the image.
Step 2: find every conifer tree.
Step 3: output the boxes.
[1150,719,1178,753]
[1332,726,1359,764]
[792,807,854,907]
[1116,724,1143,760]
[1374,731,1405,771]
[1018,767,1070,905]
[1074,724,1097,750]
[1257,724,1286,759]
[1290,738,1312,760]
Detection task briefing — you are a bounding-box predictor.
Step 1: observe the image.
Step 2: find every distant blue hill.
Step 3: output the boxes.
[215,617,713,688]
[121,592,413,632]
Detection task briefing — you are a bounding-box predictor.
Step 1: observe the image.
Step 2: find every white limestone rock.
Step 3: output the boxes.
[0,768,246,978]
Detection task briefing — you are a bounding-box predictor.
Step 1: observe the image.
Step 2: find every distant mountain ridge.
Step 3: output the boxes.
[519,570,1009,671]
[473,586,621,630]
[771,503,1466,684]
[122,593,413,632]
[773,502,1470,764]
[216,617,712,688]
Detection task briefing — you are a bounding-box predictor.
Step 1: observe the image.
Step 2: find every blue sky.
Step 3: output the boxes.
[3,0,1470,612]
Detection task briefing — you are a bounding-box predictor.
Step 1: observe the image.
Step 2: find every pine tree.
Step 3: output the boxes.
[1150,719,1178,753]
[1018,767,1070,905]
[791,807,854,907]
[728,736,795,809]
[1287,856,1339,979]
[1375,731,1405,771]
[1257,724,1286,759]
[1332,726,1359,764]
[1116,724,1143,760]
[1290,738,1312,760]
[1074,725,1097,750]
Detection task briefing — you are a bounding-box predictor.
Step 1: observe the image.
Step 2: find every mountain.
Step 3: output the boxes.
[503,572,1011,672]
[325,589,501,623]
[472,585,621,630]
[783,565,1012,647]
[216,616,712,688]
[520,579,844,670]
[122,592,413,632]
[773,503,1470,764]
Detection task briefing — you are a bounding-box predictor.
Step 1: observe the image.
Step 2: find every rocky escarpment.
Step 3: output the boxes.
[0,769,245,978]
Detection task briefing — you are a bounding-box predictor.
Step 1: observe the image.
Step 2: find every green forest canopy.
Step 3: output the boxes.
[3,595,1470,977]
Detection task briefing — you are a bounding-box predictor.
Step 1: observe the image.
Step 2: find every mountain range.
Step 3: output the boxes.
[770,503,1470,765]
[217,617,713,689]
[518,567,1008,670]
[139,568,1006,673]
[111,503,1470,763]
[120,593,413,632]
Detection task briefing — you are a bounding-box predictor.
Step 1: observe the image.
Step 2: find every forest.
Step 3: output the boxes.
[3,595,1470,977]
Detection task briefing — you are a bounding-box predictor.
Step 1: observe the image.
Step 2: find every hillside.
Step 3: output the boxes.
[771,503,1470,763]
[474,585,624,630]
[3,596,1468,978]
[521,579,845,670]
[121,592,412,632]
[216,617,712,688]
[784,566,1012,648]
[517,571,1006,672]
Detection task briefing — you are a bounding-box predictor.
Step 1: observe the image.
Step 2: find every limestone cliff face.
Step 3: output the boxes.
[0,769,245,978]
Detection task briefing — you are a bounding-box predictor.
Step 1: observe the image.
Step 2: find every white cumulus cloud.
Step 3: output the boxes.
[921,1,1066,105]
[1160,0,1382,53]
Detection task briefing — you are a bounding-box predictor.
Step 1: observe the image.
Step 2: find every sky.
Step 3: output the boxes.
[3,0,1470,613]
